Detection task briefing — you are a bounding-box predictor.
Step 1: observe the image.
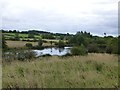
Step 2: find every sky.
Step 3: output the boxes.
[1,0,119,36]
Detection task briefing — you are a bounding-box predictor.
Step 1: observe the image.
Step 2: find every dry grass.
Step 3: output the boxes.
[2,54,118,88]
[6,41,38,48]
[6,39,66,48]
[43,39,59,42]
[6,40,53,48]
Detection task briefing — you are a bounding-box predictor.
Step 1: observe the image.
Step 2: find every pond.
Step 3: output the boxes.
[3,47,72,61]
[33,47,71,56]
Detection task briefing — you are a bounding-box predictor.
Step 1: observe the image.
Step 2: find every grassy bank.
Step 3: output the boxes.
[2,53,118,88]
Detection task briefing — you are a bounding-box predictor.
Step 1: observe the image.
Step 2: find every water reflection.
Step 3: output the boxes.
[33,47,71,56]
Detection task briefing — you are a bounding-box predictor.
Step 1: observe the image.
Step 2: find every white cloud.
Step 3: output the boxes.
[1,0,119,36]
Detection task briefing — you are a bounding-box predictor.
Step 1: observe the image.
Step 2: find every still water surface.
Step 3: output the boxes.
[33,47,71,56]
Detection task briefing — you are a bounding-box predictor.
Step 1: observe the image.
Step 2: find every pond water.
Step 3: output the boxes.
[33,47,71,56]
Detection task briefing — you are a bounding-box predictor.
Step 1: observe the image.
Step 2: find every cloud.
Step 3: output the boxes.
[1,0,119,36]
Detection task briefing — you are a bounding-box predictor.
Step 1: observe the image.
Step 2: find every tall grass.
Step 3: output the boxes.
[2,54,118,88]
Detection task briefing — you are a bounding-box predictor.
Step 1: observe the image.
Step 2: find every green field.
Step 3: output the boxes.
[2,54,118,88]
[4,33,42,40]
[4,32,61,48]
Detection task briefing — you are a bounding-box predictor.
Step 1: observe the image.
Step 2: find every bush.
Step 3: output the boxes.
[87,43,99,53]
[25,43,33,48]
[14,33,20,41]
[58,40,65,48]
[17,50,37,61]
[38,39,43,47]
[28,33,34,38]
[106,46,112,54]
[71,44,88,55]
[2,50,37,62]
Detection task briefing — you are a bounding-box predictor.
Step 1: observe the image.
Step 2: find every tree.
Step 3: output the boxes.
[38,39,43,47]
[50,41,53,46]
[87,43,99,53]
[106,38,118,54]
[71,44,88,55]
[59,35,64,40]
[58,40,65,48]
[14,33,20,40]
[76,35,85,45]
[13,30,17,33]
[28,33,34,38]
[42,34,55,39]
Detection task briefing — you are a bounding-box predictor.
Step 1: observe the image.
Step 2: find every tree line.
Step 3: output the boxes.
[1,30,120,55]
[68,31,119,55]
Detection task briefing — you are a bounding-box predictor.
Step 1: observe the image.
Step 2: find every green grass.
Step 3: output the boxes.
[2,54,118,88]
[3,33,42,39]
[18,34,28,38]
[3,33,66,48]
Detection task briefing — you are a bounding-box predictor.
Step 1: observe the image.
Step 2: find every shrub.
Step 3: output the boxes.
[58,40,65,48]
[54,42,58,46]
[106,46,112,54]
[87,43,99,53]
[28,33,34,38]
[38,39,43,47]
[71,44,88,55]
[50,41,53,46]
[17,50,37,61]
[2,50,37,62]
[14,33,20,41]
[25,43,33,48]
[42,40,48,43]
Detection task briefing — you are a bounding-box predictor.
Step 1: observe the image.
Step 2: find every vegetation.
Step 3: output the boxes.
[5,41,38,48]
[2,30,119,55]
[25,43,33,48]
[68,31,119,54]
[58,40,65,48]
[71,44,88,55]
[2,35,7,50]
[14,33,20,41]
[38,39,43,47]
[1,29,119,88]
[2,50,37,63]
[2,54,118,88]
[28,33,35,38]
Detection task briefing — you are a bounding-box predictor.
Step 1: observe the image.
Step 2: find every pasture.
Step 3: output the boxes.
[6,41,38,48]
[6,40,59,48]
[4,33,41,39]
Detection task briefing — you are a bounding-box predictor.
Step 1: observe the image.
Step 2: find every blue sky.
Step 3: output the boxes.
[1,0,119,36]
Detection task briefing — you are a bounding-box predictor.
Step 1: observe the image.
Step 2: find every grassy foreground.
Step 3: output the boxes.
[2,54,118,88]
